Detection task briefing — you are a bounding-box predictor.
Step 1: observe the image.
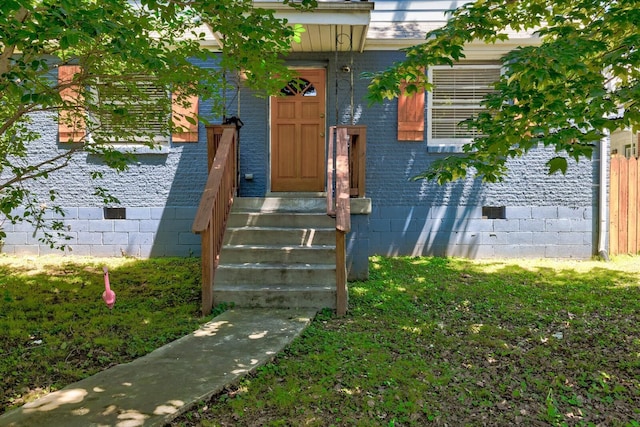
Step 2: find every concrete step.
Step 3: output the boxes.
[213,284,336,309]
[219,245,335,264]
[215,197,338,310]
[227,212,335,228]
[216,263,336,287]
[233,197,327,213]
[223,227,335,246]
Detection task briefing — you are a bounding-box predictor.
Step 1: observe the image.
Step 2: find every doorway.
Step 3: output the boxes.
[270,68,326,192]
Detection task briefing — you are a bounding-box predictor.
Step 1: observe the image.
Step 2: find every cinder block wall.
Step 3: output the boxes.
[2,207,200,257]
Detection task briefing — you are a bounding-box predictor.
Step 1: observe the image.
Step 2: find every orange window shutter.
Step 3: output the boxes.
[397,83,425,141]
[58,65,85,143]
[172,93,199,143]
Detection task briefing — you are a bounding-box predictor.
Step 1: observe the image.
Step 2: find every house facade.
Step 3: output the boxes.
[1,1,605,271]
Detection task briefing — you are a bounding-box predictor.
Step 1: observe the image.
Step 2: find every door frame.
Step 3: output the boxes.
[268,66,328,194]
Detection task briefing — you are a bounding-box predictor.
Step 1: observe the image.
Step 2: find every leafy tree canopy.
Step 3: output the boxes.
[0,0,311,247]
[367,0,640,183]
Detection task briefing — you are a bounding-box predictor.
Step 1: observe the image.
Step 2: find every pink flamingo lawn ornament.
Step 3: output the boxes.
[102,266,116,309]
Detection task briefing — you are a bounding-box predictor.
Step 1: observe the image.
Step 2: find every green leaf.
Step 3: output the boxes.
[547,157,568,175]
[60,35,69,50]
[292,24,305,43]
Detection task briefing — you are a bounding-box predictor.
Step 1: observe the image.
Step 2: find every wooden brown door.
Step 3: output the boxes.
[271,69,326,192]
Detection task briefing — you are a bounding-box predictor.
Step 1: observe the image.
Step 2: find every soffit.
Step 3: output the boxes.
[253,1,374,52]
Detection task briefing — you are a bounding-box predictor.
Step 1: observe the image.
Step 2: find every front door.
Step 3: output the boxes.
[270,69,326,192]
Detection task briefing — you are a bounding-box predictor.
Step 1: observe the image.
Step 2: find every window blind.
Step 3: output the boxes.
[430,65,500,141]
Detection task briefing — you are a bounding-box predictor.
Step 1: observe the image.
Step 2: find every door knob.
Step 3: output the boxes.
[320,113,325,118]
[320,132,325,137]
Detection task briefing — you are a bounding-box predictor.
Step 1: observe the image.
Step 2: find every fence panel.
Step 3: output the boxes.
[629,159,638,254]
[610,156,640,255]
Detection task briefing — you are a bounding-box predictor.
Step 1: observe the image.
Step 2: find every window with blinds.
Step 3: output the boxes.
[428,64,501,149]
[58,66,199,146]
[91,78,170,143]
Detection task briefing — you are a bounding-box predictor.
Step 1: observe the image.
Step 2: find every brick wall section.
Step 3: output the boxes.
[367,205,594,259]
[1,52,602,259]
[355,51,599,258]
[236,89,269,196]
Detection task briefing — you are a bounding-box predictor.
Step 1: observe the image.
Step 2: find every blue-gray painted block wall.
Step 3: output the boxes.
[237,51,600,260]
[1,50,601,269]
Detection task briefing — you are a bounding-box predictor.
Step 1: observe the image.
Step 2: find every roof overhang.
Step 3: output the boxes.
[365,23,540,58]
[254,1,374,52]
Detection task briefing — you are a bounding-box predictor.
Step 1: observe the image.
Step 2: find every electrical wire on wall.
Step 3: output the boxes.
[334,27,355,126]
[335,35,339,126]
[222,70,243,129]
[222,68,227,121]
[219,34,242,127]
[349,25,354,126]
[236,70,241,119]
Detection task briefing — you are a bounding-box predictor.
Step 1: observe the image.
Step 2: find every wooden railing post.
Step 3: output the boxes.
[344,125,367,197]
[327,125,366,316]
[336,127,351,233]
[335,127,351,316]
[200,226,214,315]
[328,125,367,212]
[336,231,347,316]
[206,125,235,172]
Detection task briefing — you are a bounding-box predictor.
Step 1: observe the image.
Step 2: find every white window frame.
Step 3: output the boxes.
[427,64,502,152]
[88,78,171,153]
[625,144,637,159]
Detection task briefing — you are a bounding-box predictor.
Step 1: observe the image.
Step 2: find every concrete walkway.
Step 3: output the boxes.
[0,308,317,427]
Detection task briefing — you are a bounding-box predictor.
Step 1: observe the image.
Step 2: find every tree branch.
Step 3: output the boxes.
[0,7,30,75]
[0,146,83,191]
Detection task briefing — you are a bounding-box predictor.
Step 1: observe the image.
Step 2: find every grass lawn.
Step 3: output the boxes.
[0,254,225,413]
[2,255,640,426]
[172,255,640,427]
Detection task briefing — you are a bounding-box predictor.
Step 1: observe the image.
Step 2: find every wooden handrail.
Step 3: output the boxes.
[192,126,237,315]
[335,127,351,316]
[327,127,335,216]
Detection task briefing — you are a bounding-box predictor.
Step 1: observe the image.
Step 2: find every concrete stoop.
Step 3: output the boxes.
[215,197,337,309]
